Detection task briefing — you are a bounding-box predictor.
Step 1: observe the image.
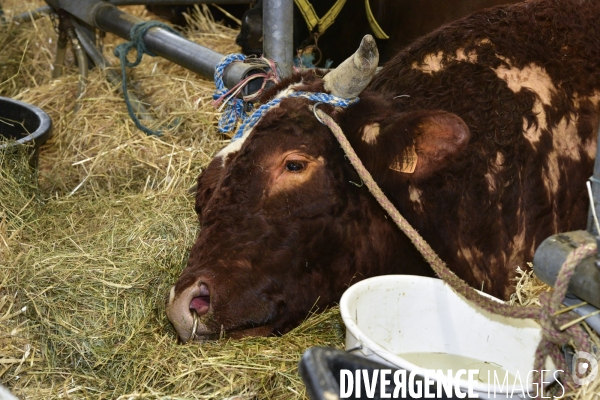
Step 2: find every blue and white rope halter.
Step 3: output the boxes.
[232,91,359,141]
[213,54,359,140]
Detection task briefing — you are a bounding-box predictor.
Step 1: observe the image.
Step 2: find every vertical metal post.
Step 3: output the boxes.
[588,124,600,235]
[263,0,293,78]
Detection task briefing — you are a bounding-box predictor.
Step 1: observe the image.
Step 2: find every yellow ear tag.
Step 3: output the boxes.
[390,146,418,173]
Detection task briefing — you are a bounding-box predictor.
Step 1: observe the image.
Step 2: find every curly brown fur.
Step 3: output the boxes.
[167,0,600,341]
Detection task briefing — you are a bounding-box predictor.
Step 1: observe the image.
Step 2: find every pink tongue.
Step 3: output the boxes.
[190,296,210,315]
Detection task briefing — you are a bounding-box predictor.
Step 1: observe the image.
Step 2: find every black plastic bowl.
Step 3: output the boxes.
[0,96,52,166]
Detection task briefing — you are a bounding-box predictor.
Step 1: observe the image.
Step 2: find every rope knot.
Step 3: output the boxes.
[532,242,596,387]
[212,55,281,134]
[212,54,248,134]
[114,21,180,67]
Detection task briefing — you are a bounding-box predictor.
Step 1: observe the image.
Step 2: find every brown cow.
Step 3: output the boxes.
[166,0,600,342]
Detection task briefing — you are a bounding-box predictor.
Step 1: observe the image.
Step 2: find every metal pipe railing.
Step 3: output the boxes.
[11,5,52,23]
[45,0,267,94]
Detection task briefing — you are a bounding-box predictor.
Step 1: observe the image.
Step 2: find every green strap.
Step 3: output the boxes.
[294,0,389,39]
[294,0,348,35]
[364,0,389,39]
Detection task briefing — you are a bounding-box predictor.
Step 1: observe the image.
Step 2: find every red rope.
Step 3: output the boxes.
[212,57,280,109]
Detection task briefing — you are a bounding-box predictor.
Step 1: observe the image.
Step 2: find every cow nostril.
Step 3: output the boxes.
[189,283,210,316]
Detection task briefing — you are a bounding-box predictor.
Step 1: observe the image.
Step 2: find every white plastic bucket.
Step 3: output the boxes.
[339,275,557,399]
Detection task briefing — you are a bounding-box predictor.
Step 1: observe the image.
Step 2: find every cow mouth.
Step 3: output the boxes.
[187,301,277,342]
[188,318,220,342]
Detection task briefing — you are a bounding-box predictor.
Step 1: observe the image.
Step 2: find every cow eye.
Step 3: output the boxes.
[285,161,305,172]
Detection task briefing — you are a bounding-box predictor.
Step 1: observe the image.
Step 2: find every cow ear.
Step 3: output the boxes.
[407,110,471,179]
[352,110,470,181]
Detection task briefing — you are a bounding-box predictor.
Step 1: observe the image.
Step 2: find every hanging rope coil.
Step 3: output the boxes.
[114,21,181,136]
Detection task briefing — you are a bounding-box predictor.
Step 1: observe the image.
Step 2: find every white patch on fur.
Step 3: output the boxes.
[409,185,422,204]
[589,92,600,107]
[412,51,444,74]
[573,92,600,159]
[455,48,478,64]
[411,40,489,74]
[584,134,597,160]
[494,62,555,105]
[553,117,582,161]
[496,151,505,166]
[494,62,556,144]
[274,81,304,99]
[216,127,253,166]
[543,115,580,198]
[408,185,425,215]
[361,123,380,144]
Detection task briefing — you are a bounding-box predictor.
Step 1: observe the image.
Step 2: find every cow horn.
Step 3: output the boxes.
[323,34,379,99]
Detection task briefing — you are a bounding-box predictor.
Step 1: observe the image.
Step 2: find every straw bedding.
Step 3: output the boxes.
[0,1,598,398]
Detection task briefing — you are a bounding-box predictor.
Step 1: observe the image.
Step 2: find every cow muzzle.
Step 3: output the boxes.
[166,280,213,343]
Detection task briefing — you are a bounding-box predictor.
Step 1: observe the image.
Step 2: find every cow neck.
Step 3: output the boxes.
[312,104,592,388]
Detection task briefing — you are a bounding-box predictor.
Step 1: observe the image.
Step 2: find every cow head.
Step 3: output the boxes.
[166,36,470,342]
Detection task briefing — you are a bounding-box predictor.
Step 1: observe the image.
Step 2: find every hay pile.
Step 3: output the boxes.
[0,1,598,399]
[0,2,344,398]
